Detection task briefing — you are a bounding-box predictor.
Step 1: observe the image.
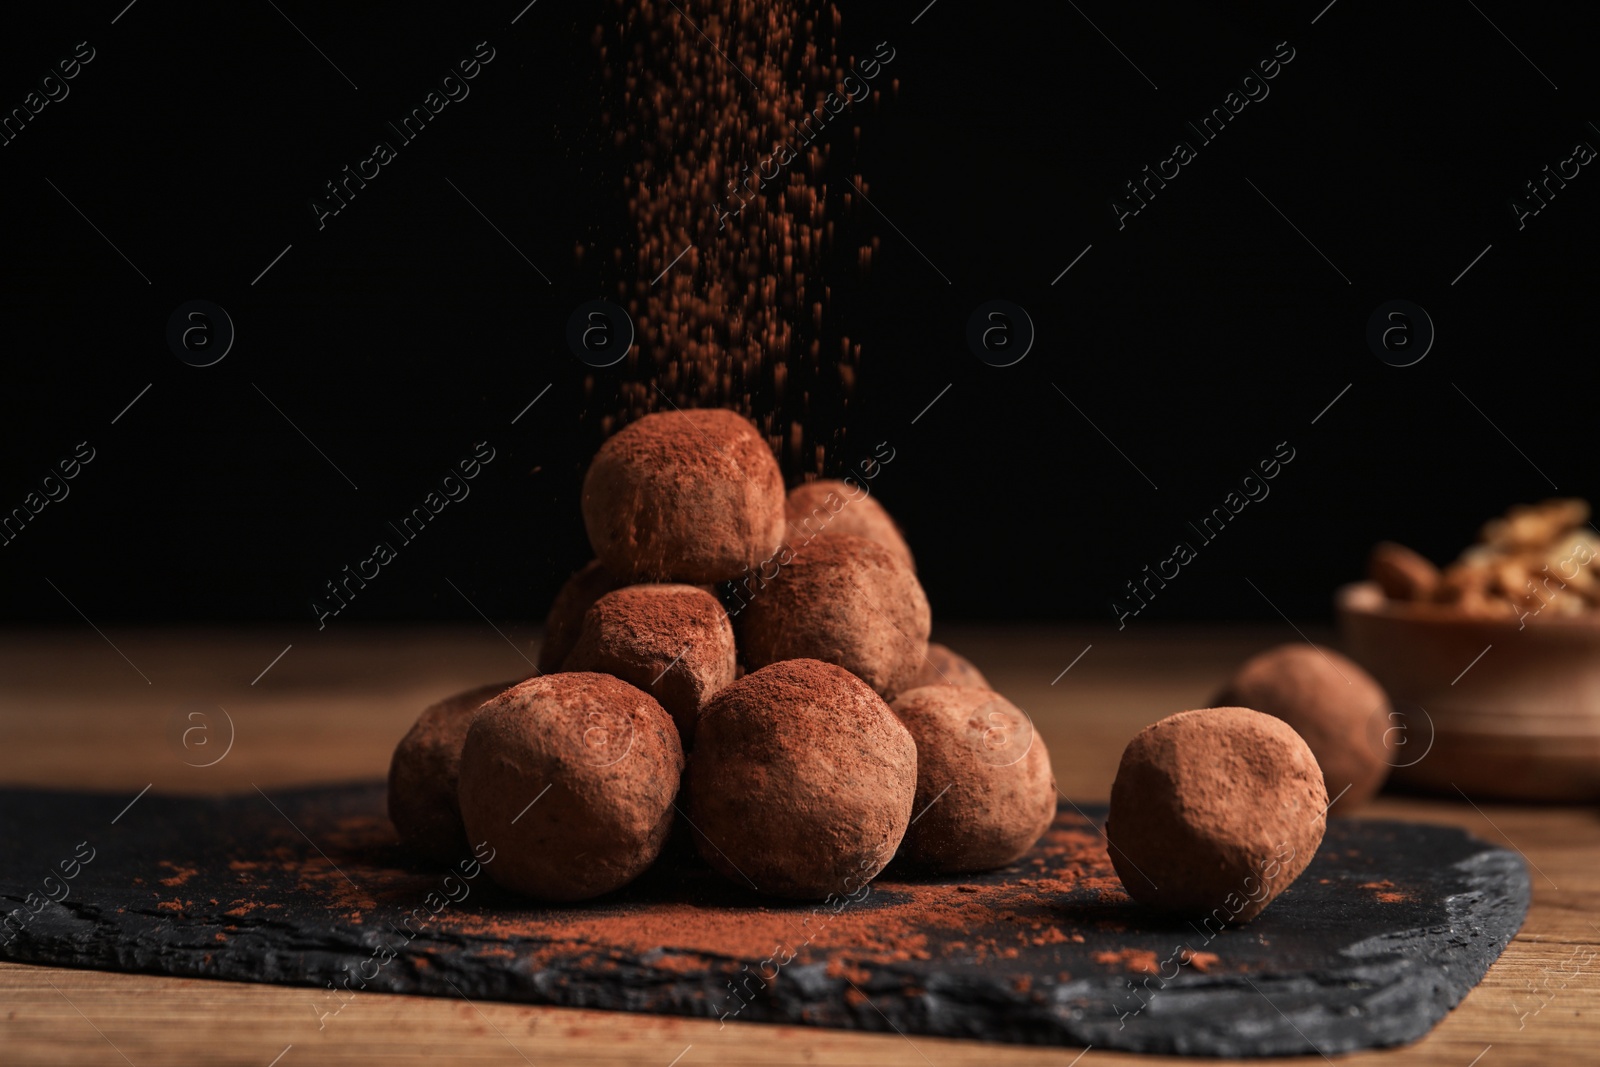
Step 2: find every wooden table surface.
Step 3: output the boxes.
[1,624,1595,1066]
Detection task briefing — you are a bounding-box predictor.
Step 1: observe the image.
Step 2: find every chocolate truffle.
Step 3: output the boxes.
[1214,644,1393,813]
[581,409,786,583]
[457,673,683,901]
[890,685,1056,872]
[388,680,519,862]
[538,559,625,673]
[687,659,917,899]
[737,533,931,699]
[563,583,737,746]
[1106,707,1327,923]
[906,641,990,690]
[786,479,914,569]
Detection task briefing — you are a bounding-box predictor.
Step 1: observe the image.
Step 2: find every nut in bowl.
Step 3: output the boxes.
[1337,499,1600,802]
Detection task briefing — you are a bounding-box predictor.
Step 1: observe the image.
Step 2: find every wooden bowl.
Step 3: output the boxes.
[1335,581,1600,801]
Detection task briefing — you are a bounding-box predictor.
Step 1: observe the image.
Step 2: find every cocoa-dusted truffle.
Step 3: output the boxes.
[786,479,914,569]
[737,533,931,699]
[538,559,625,673]
[906,641,989,691]
[1106,707,1327,923]
[457,673,683,901]
[388,680,519,862]
[1215,644,1393,812]
[890,685,1056,872]
[563,583,737,746]
[687,659,917,899]
[581,409,785,583]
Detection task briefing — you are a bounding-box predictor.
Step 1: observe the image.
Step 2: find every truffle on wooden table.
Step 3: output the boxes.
[905,642,989,691]
[786,479,914,569]
[581,409,785,583]
[1215,643,1393,812]
[1106,706,1327,923]
[737,533,931,699]
[457,673,683,901]
[387,681,520,863]
[890,685,1055,872]
[563,583,736,746]
[538,559,625,673]
[687,659,917,899]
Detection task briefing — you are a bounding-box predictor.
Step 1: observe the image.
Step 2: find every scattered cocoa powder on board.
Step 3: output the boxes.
[439,818,1122,974]
[1092,948,1160,974]
[217,809,1129,978]
[1360,879,1412,904]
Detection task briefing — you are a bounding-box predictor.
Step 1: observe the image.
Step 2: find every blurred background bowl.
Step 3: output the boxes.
[1336,581,1600,802]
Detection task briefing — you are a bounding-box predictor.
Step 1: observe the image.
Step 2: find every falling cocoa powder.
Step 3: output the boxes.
[589,0,885,473]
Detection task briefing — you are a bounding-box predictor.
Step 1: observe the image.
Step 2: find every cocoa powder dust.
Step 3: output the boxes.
[587,0,885,474]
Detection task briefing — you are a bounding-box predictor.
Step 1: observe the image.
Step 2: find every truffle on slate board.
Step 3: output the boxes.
[687,659,917,899]
[387,680,521,863]
[1215,643,1393,812]
[1107,707,1327,923]
[563,583,737,747]
[786,479,915,569]
[905,641,990,690]
[737,533,931,699]
[581,409,785,583]
[457,673,683,901]
[538,559,625,673]
[890,685,1056,872]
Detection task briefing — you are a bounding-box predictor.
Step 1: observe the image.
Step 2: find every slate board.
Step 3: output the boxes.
[0,784,1527,1057]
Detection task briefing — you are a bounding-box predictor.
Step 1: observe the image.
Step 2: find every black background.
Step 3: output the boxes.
[1,0,1596,630]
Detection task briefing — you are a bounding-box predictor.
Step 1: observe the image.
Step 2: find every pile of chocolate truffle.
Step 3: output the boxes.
[389,408,1056,902]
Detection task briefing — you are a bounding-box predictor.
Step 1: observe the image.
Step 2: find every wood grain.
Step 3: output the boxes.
[2,624,1596,1066]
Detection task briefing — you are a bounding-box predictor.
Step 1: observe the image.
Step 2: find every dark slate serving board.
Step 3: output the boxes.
[0,784,1527,1057]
